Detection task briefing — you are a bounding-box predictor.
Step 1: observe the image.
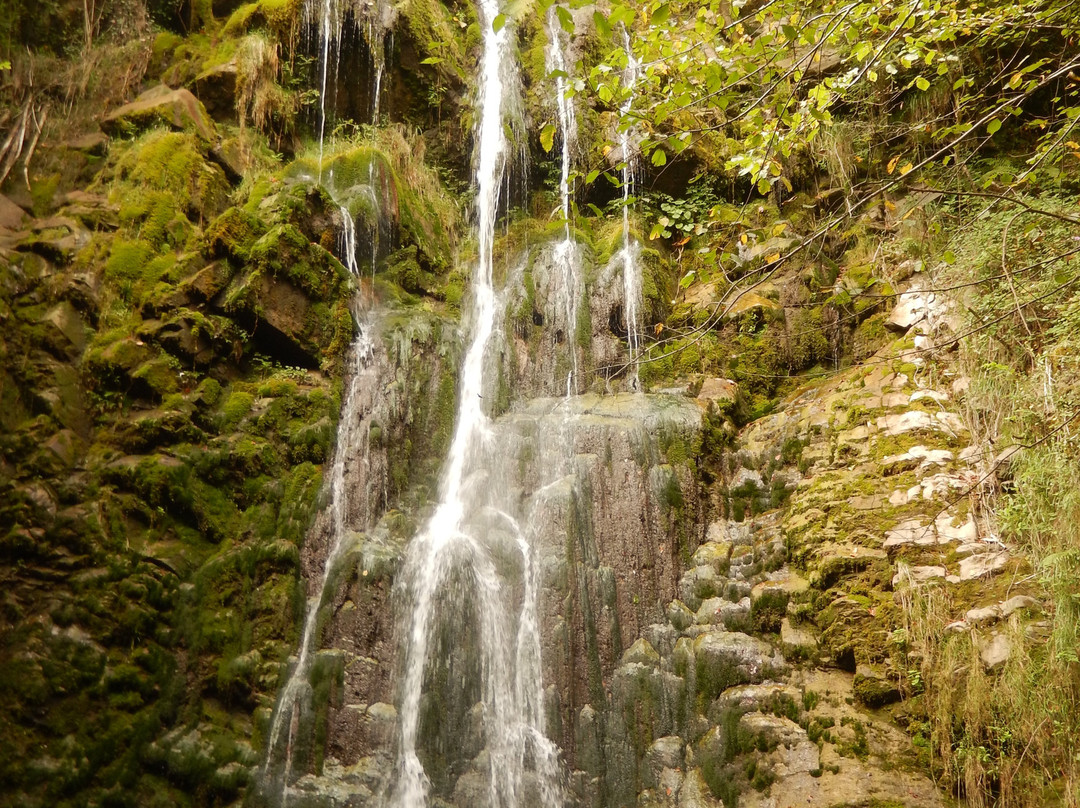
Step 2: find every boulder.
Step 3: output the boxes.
[101,85,216,141]
[696,377,737,405]
[0,194,27,229]
[958,551,1009,581]
[193,61,239,122]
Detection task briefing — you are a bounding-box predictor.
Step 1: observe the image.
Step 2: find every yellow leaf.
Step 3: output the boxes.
[899,162,914,175]
[887,155,900,175]
[884,199,897,212]
[765,253,780,262]
[740,233,747,245]
[1065,141,1080,149]
[603,144,612,157]
[772,223,787,236]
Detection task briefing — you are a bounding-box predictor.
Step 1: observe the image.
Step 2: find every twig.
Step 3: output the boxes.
[22,106,45,192]
[1001,209,1034,340]
[0,100,31,186]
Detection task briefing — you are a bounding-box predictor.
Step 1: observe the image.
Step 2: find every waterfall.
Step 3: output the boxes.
[305,0,390,180]
[546,5,581,397]
[618,28,642,388]
[259,296,376,804]
[389,2,564,806]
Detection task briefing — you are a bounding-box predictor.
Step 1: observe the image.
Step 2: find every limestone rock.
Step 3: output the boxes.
[667,600,695,631]
[693,631,786,694]
[893,565,946,587]
[712,684,802,716]
[622,637,661,667]
[739,711,807,748]
[979,632,1012,671]
[959,551,1009,581]
[691,540,731,573]
[696,377,737,405]
[780,618,817,659]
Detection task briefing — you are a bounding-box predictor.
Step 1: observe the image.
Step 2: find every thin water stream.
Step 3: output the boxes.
[546,5,581,397]
[618,29,643,388]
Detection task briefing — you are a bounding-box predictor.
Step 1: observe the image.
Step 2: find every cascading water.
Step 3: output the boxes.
[389,2,565,806]
[546,5,581,397]
[618,28,643,388]
[306,0,390,181]
[259,308,376,805]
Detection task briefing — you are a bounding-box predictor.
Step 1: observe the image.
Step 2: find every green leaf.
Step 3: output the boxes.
[492,13,506,33]
[540,123,556,153]
[915,76,930,91]
[420,56,444,65]
[556,6,574,33]
[651,149,668,167]
[650,3,670,26]
[586,169,601,184]
[987,118,1002,135]
[610,5,635,27]
[942,250,956,265]
[593,10,611,37]
[587,203,604,217]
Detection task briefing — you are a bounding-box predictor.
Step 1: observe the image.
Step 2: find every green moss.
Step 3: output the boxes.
[105,240,155,285]
[219,392,254,430]
[113,130,230,223]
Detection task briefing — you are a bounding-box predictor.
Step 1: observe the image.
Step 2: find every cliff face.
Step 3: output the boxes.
[1,0,1074,807]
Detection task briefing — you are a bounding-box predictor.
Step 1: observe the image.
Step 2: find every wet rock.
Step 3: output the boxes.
[101,85,216,140]
[40,301,87,359]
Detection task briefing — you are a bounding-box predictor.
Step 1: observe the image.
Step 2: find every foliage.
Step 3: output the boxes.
[583,0,1080,200]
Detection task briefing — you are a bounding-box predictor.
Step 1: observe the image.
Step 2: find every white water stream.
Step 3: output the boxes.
[618,28,643,388]
[306,0,389,182]
[546,5,581,397]
[389,2,565,806]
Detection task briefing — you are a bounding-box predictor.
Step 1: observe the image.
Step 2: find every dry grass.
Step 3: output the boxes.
[892,188,1080,807]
